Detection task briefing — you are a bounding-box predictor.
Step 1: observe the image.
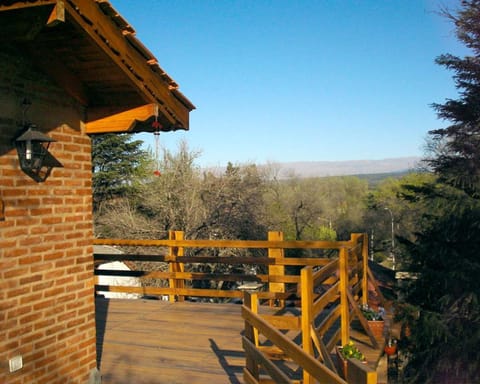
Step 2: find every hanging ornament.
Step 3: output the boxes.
[152,109,162,176]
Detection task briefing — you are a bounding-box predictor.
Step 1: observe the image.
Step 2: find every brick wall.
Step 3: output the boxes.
[0,46,97,383]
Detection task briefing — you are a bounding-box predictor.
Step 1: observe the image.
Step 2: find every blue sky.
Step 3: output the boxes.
[112,0,466,167]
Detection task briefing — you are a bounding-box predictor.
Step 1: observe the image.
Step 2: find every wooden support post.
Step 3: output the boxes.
[248,291,260,347]
[168,230,185,302]
[301,267,314,384]
[268,231,285,307]
[339,247,350,346]
[362,233,369,307]
[243,292,260,381]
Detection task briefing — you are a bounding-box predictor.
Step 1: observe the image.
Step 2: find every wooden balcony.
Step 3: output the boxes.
[94,232,395,383]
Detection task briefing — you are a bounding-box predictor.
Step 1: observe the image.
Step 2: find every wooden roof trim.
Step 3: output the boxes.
[86,103,160,134]
[0,0,58,11]
[56,1,191,127]
[62,0,194,129]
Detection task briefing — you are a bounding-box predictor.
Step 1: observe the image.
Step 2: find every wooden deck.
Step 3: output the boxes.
[96,297,247,384]
[96,297,392,383]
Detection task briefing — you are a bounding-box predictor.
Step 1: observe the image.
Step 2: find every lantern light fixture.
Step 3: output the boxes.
[15,124,63,182]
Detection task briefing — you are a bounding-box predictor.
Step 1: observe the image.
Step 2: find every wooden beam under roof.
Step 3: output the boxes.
[86,104,168,134]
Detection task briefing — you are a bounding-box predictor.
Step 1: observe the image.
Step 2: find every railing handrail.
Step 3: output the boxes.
[94,237,354,249]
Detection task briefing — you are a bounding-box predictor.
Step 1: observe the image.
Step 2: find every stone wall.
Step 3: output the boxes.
[0,46,97,384]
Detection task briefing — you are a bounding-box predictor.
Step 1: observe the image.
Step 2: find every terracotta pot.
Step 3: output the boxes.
[368,320,385,339]
[384,345,397,356]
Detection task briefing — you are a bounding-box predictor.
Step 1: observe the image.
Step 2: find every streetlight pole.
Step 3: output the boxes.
[384,207,395,270]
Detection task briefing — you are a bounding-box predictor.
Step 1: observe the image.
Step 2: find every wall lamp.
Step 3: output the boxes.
[15,124,63,182]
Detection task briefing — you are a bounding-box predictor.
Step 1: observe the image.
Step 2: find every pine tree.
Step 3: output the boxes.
[400,2,480,382]
[92,133,151,209]
[428,1,480,198]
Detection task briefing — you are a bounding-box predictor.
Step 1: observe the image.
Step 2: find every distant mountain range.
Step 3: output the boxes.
[273,156,423,178]
[204,157,424,179]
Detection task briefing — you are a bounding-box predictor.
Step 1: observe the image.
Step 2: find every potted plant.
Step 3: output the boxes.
[336,341,366,379]
[360,304,385,339]
[384,337,397,356]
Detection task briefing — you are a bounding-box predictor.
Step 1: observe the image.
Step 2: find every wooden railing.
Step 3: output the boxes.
[241,233,380,384]
[94,231,385,384]
[94,230,348,302]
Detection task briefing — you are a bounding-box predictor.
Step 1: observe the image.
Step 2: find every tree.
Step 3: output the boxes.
[92,133,151,209]
[427,1,480,198]
[135,140,203,238]
[365,172,435,266]
[198,162,267,241]
[399,2,480,382]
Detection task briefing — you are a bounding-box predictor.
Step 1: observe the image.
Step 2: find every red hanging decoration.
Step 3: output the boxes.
[152,106,162,177]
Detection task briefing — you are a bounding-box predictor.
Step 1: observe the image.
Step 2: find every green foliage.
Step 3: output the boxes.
[263,175,369,241]
[401,209,480,383]
[92,133,151,208]
[365,172,436,269]
[360,304,385,321]
[427,1,480,199]
[397,2,480,382]
[339,341,365,361]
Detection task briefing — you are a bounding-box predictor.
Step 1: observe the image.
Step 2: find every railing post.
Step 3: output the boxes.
[268,231,285,307]
[301,267,314,384]
[243,291,260,380]
[362,233,369,306]
[339,247,350,346]
[168,230,185,302]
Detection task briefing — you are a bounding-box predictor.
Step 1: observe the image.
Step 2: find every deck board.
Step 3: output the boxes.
[96,298,246,384]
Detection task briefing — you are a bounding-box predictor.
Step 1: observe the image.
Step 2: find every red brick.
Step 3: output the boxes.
[32,298,55,311]
[20,292,42,304]
[19,255,42,265]
[57,310,76,322]
[19,236,42,246]
[32,280,54,291]
[7,286,31,298]
[7,305,32,319]
[34,318,55,331]
[19,312,41,325]
[43,286,65,297]
[3,267,29,278]
[30,262,54,273]
[8,325,33,339]
[40,216,62,225]
[31,208,53,216]
[34,336,56,349]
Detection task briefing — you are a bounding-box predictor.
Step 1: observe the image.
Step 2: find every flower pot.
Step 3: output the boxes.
[368,320,385,339]
[336,346,368,380]
[384,344,397,356]
[335,346,348,379]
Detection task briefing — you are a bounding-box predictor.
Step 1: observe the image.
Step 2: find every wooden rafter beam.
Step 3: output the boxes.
[86,103,160,134]
[0,0,58,11]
